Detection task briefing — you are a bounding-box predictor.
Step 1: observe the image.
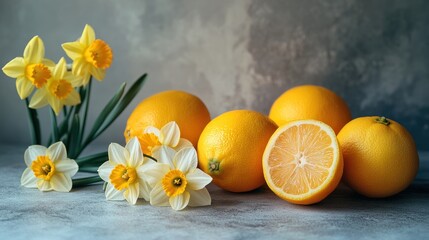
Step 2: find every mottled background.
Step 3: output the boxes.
[0,0,428,150]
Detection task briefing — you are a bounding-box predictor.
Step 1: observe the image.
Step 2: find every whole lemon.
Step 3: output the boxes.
[269,85,351,134]
[198,110,278,192]
[337,116,419,198]
[124,90,210,147]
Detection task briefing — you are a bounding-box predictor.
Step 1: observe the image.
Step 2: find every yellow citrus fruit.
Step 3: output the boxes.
[263,120,343,205]
[269,85,352,134]
[337,116,419,198]
[124,90,210,147]
[197,110,278,192]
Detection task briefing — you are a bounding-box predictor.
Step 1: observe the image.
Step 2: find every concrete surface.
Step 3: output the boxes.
[0,144,428,240]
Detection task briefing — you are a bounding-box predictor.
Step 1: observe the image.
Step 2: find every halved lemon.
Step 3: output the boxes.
[263,120,343,205]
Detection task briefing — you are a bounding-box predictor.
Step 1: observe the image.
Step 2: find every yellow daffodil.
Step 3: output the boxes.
[98,137,155,205]
[21,142,78,192]
[29,57,81,115]
[144,146,212,211]
[2,36,54,99]
[138,121,193,156]
[62,24,113,86]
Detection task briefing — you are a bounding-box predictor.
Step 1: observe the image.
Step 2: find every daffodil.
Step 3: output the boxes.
[98,137,155,205]
[62,24,113,86]
[21,142,78,192]
[144,146,212,211]
[29,57,80,115]
[138,121,193,156]
[2,36,55,99]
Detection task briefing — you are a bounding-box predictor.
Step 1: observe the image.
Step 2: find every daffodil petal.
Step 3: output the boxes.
[66,72,83,88]
[138,178,151,201]
[42,58,55,67]
[188,188,211,207]
[21,168,37,188]
[24,145,47,166]
[174,147,197,173]
[150,182,169,207]
[81,71,91,86]
[37,179,52,191]
[153,146,175,169]
[62,42,85,60]
[62,89,81,106]
[144,126,161,136]
[169,191,190,211]
[98,161,114,182]
[29,88,48,109]
[124,182,139,205]
[53,58,67,80]
[186,169,212,190]
[105,183,125,201]
[137,162,170,187]
[47,94,62,115]
[90,66,105,81]
[55,159,78,177]
[108,143,129,165]
[47,142,67,162]
[174,138,194,151]
[160,121,181,147]
[80,24,96,46]
[72,57,86,77]
[2,57,25,78]
[50,172,72,192]
[16,76,34,99]
[23,36,44,64]
[125,137,143,168]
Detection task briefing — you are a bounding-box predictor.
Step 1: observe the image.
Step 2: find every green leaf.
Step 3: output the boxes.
[72,176,102,188]
[93,73,147,139]
[75,151,108,165]
[83,82,126,148]
[68,115,81,158]
[79,79,92,146]
[25,99,41,145]
[50,109,59,142]
[78,166,99,173]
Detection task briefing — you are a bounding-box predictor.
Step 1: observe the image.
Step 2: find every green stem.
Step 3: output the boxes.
[72,176,102,188]
[144,154,158,162]
[80,77,92,148]
[50,109,59,142]
[24,98,41,145]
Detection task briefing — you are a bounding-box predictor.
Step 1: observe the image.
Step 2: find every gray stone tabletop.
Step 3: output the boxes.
[0,144,428,240]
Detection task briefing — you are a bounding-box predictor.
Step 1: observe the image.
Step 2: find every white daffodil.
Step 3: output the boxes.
[144,146,212,211]
[98,137,155,205]
[138,121,193,156]
[21,142,78,192]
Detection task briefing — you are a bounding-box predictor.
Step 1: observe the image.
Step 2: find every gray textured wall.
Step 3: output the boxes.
[0,0,428,149]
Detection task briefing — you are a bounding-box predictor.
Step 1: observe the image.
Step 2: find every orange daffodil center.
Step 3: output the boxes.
[25,63,51,88]
[84,39,113,69]
[31,155,55,181]
[49,79,73,100]
[139,133,161,155]
[162,169,187,197]
[110,165,137,191]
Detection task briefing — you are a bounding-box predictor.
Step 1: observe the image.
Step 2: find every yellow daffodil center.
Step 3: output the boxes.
[49,79,73,100]
[139,133,161,155]
[25,63,51,88]
[84,39,113,69]
[31,155,55,181]
[162,170,187,197]
[110,164,137,190]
